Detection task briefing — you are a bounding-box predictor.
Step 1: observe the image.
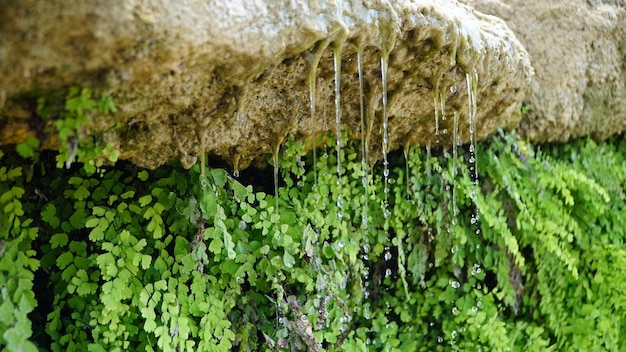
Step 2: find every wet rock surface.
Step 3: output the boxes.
[465,0,626,142]
[1,0,532,169]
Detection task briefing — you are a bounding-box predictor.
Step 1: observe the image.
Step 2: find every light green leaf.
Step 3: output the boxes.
[141,254,152,270]
[138,170,149,181]
[56,251,74,269]
[138,195,152,207]
[283,251,295,268]
[50,233,69,249]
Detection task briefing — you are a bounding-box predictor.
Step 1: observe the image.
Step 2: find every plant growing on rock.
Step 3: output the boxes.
[2,126,626,351]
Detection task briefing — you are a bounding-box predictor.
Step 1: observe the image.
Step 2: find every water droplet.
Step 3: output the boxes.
[449,280,460,289]
[429,322,434,327]
[236,276,244,283]
[336,196,343,208]
[477,301,482,307]
[442,128,448,134]
[470,217,477,225]
[383,168,390,177]
[384,252,392,261]
[450,86,457,94]
[363,244,370,253]
[388,178,395,185]
[476,283,482,290]
[238,220,247,231]
[338,240,345,249]
[452,306,459,315]
[451,246,458,254]
[385,268,392,277]
[472,306,478,313]
[233,169,240,178]
[451,330,457,339]
[384,209,391,218]
[437,336,443,343]
[338,211,344,219]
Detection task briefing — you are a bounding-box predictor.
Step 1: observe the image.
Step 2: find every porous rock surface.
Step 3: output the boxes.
[0,0,532,169]
[465,0,626,142]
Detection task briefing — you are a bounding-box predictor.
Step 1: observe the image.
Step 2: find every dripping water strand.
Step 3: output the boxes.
[381,55,391,219]
[452,111,459,225]
[403,146,410,200]
[466,69,479,185]
[466,69,481,236]
[379,15,396,221]
[272,143,281,217]
[439,86,447,131]
[357,49,369,229]
[308,40,329,189]
[232,152,240,178]
[333,38,346,219]
[433,81,440,144]
[426,144,432,186]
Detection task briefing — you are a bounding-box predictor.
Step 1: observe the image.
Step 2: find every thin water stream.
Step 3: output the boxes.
[308,40,330,189]
[333,37,346,219]
[272,143,281,216]
[381,54,391,219]
[466,69,479,186]
[357,49,369,229]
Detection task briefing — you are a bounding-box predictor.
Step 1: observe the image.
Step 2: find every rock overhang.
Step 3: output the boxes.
[0,0,532,170]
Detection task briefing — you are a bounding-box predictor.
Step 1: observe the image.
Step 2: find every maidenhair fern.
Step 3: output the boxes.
[2,129,626,351]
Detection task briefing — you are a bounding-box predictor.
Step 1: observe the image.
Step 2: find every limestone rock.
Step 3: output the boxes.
[465,0,626,142]
[0,0,532,169]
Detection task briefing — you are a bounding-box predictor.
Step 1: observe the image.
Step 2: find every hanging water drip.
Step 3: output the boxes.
[322,83,329,160]
[381,53,391,219]
[451,111,460,225]
[466,68,479,185]
[403,144,410,200]
[232,152,241,178]
[433,76,442,145]
[450,33,459,67]
[333,34,347,219]
[378,13,397,221]
[235,85,249,124]
[439,85,447,123]
[426,144,432,185]
[357,48,369,230]
[272,141,282,216]
[308,39,330,189]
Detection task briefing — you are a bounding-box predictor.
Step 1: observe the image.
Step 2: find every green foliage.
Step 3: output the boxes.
[0,164,40,352]
[2,129,626,351]
[17,88,119,174]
